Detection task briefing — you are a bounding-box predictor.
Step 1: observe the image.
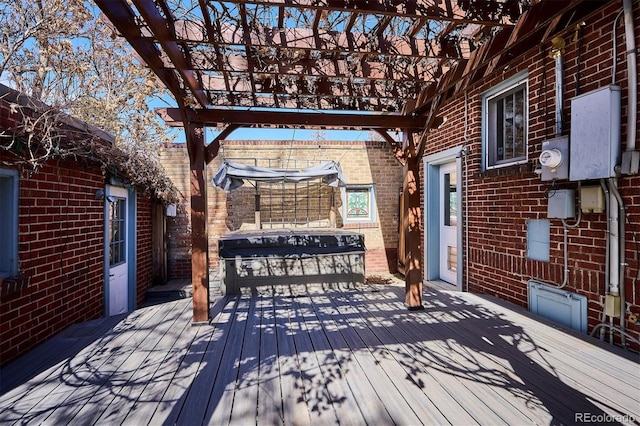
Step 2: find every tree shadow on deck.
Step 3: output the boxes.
[1,285,636,425]
[171,284,636,425]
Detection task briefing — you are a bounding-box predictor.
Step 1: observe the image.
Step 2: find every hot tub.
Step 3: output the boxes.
[218,228,365,295]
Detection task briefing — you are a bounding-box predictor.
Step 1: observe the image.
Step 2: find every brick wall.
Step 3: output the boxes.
[136,194,154,306]
[0,158,106,365]
[160,139,404,276]
[0,101,161,366]
[0,157,159,365]
[424,1,640,345]
[159,144,193,279]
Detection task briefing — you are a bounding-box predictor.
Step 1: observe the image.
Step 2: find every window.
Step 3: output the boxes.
[343,185,376,222]
[483,73,528,169]
[0,169,19,278]
[109,197,126,266]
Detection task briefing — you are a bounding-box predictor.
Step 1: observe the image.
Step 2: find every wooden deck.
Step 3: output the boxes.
[1,281,638,425]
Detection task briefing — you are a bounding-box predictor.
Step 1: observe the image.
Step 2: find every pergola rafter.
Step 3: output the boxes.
[94,0,604,321]
[98,0,527,114]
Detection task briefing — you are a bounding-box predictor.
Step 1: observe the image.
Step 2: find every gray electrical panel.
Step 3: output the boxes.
[547,189,575,219]
[569,85,621,181]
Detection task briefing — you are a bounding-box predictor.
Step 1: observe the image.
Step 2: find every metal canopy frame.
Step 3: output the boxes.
[93,0,606,321]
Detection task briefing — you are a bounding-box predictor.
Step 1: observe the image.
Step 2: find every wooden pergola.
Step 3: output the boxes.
[94,0,603,323]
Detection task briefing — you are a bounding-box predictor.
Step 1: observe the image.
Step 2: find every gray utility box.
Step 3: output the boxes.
[569,85,621,181]
[547,189,575,219]
[218,229,366,295]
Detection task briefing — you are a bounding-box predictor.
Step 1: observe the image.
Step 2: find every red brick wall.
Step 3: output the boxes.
[0,100,160,366]
[424,1,640,345]
[0,159,159,365]
[136,194,154,306]
[160,140,404,277]
[0,158,106,365]
[159,144,192,279]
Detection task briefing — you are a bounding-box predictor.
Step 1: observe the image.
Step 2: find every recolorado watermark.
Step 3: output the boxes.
[575,412,636,423]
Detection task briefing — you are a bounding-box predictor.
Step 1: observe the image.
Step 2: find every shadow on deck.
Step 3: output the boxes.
[1,281,638,425]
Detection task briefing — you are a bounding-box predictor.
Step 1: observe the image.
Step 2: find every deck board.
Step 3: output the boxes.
[348,288,529,425]
[438,290,639,421]
[56,302,177,425]
[1,280,638,426]
[256,295,285,426]
[324,290,442,425]
[229,293,262,425]
[309,292,398,425]
[353,287,523,425]
[2,304,167,425]
[292,296,367,425]
[274,295,314,426]
[121,300,195,425]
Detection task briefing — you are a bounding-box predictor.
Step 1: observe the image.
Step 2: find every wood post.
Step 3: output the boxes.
[403,144,423,309]
[185,120,210,324]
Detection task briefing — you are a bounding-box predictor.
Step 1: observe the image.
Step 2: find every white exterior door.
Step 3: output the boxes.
[107,186,128,315]
[439,162,458,284]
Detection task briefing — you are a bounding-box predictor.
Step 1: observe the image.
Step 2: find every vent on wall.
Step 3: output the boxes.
[528,280,588,333]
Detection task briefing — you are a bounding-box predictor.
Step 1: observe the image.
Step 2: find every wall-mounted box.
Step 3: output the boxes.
[540,136,569,181]
[548,189,575,219]
[528,280,588,333]
[569,85,621,181]
[580,185,605,213]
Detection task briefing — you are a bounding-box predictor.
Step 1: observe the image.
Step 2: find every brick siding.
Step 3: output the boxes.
[160,139,404,276]
[0,158,105,364]
[0,96,159,365]
[424,1,640,345]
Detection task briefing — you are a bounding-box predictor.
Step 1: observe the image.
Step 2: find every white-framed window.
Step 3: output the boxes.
[0,169,19,278]
[342,185,376,223]
[482,72,528,169]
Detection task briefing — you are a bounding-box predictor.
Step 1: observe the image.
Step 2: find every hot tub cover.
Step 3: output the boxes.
[219,228,365,258]
[213,160,347,191]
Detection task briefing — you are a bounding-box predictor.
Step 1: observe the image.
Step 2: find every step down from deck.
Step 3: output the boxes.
[145,271,223,303]
[146,279,192,301]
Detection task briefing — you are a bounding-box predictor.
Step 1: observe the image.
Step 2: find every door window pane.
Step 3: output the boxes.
[443,172,457,226]
[109,198,126,266]
[447,246,457,272]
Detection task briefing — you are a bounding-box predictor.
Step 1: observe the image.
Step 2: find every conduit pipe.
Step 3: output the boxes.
[462,91,470,293]
[551,36,565,136]
[609,178,627,346]
[590,323,640,346]
[622,0,637,152]
[599,179,611,341]
[560,183,582,289]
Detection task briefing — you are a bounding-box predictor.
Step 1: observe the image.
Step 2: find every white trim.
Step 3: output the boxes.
[423,147,464,291]
[0,169,19,278]
[104,185,135,316]
[341,184,376,223]
[481,71,529,170]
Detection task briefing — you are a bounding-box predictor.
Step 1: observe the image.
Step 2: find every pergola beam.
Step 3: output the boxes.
[212,0,517,27]
[133,0,210,108]
[157,108,427,130]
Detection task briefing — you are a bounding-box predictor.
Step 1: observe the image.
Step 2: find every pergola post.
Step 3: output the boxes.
[185,120,210,324]
[404,146,423,309]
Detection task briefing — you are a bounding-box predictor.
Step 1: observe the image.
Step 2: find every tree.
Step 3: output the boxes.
[0,0,177,200]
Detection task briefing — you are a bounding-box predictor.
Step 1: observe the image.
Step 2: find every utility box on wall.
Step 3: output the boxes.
[540,136,569,181]
[569,85,621,181]
[548,189,575,219]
